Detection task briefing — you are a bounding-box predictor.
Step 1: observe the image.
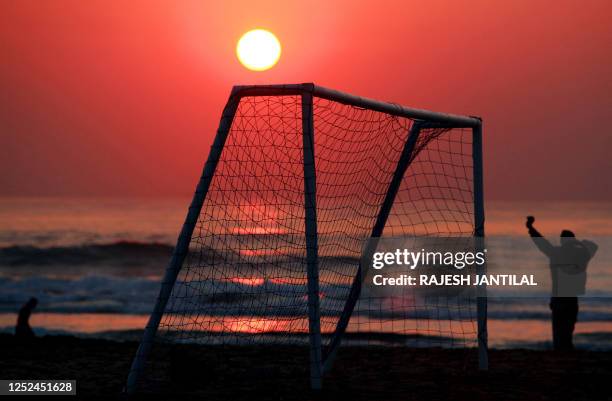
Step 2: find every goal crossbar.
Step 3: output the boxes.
[233,83,481,127]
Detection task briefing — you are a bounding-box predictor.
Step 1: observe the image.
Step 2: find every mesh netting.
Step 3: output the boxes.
[145,92,477,389]
[312,99,476,351]
[162,95,310,344]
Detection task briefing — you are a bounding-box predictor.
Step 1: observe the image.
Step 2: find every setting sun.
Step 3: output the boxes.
[236,29,281,71]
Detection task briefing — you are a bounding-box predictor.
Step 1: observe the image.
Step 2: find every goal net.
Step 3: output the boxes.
[126,84,486,393]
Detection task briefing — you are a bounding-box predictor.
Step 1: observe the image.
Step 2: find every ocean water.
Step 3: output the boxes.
[0,197,611,350]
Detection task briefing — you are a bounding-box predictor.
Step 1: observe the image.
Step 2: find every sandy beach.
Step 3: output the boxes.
[1,333,611,400]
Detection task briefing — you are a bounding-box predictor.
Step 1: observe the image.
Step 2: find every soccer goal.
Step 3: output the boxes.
[126,83,487,393]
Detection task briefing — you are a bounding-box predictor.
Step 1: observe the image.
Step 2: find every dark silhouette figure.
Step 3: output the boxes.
[526,216,598,350]
[15,297,38,338]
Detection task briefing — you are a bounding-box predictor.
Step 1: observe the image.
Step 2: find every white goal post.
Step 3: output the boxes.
[125,83,488,393]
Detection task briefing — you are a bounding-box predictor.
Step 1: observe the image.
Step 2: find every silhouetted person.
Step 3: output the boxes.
[15,297,38,339]
[526,216,598,350]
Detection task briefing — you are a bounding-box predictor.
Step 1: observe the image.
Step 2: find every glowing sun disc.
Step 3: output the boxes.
[236,29,281,71]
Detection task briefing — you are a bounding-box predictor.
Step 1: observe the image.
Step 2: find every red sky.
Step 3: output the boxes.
[1,0,611,201]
